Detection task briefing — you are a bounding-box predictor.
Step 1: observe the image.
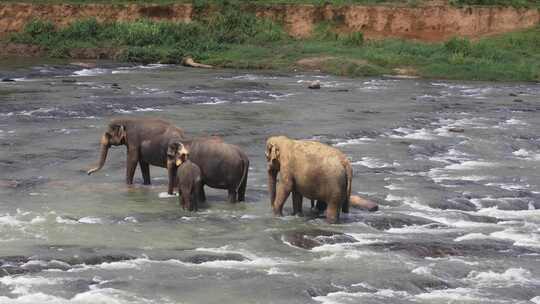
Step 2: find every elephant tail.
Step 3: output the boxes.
[342,160,352,214]
[236,154,249,193]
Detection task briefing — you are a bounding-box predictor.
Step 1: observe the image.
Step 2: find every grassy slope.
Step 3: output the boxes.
[5,8,540,81]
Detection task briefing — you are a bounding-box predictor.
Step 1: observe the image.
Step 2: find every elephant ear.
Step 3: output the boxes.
[167,142,178,158]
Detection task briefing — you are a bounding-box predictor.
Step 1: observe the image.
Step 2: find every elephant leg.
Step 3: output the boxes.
[316,201,327,212]
[273,182,292,217]
[326,200,340,224]
[191,189,198,211]
[126,149,139,185]
[181,188,191,211]
[139,161,151,185]
[292,190,303,216]
[310,199,315,209]
[228,189,237,204]
[199,185,207,203]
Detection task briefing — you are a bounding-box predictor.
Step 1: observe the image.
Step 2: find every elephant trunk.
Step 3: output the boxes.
[87,134,109,175]
[267,166,277,208]
[167,159,177,195]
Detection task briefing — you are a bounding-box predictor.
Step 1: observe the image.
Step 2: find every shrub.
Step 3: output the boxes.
[24,19,55,37]
[444,37,472,55]
[341,31,364,46]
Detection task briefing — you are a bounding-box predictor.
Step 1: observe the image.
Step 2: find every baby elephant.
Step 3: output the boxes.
[176,156,202,212]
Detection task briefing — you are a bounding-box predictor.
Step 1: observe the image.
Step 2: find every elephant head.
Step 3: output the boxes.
[265,136,288,207]
[167,141,189,168]
[87,121,127,175]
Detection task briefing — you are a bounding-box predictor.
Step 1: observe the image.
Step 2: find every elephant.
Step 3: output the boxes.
[266,135,352,223]
[176,156,202,212]
[311,195,379,213]
[167,137,249,204]
[87,118,184,185]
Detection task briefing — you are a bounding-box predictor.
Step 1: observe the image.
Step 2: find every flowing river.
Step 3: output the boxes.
[0,60,539,304]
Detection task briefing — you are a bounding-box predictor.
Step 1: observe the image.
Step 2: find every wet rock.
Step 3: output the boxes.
[181,253,247,264]
[1,78,15,82]
[58,279,94,298]
[358,213,444,231]
[509,93,518,97]
[411,276,452,291]
[366,239,539,258]
[430,198,477,211]
[330,89,349,92]
[61,79,77,83]
[279,229,357,250]
[448,127,465,133]
[308,80,321,89]
[513,99,524,103]
[460,213,499,224]
[72,254,137,266]
[0,256,30,277]
[2,177,50,189]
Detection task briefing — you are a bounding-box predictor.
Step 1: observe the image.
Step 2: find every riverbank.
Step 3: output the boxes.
[1,2,539,81]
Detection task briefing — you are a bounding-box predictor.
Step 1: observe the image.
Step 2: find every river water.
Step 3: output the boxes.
[0,60,539,304]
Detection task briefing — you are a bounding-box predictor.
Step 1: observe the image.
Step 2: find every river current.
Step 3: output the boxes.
[0,61,539,303]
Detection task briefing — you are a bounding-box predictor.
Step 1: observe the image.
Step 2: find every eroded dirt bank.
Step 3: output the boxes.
[0,3,539,41]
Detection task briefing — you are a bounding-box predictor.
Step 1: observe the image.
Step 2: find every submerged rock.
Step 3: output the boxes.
[279,229,357,250]
[180,253,247,264]
[448,127,465,133]
[355,213,445,231]
[366,239,539,258]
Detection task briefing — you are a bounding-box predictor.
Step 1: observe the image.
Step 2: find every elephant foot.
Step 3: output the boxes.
[228,190,237,204]
[272,209,283,217]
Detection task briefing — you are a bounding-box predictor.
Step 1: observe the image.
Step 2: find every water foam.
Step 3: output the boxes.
[465,268,539,287]
[389,127,436,140]
[352,157,399,169]
[73,68,109,77]
[333,137,374,147]
[314,289,411,304]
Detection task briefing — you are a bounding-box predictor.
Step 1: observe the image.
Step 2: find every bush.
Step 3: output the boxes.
[24,19,55,37]
[444,37,472,55]
[61,19,99,40]
[341,31,364,46]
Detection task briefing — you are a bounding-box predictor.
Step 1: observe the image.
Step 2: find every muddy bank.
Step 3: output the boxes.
[0,3,539,41]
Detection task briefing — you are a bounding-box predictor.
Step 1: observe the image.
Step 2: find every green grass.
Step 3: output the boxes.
[6,7,540,81]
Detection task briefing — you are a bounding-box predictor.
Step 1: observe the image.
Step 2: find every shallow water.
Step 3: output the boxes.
[0,61,539,304]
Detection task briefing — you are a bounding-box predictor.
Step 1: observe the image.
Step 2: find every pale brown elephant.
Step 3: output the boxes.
[265,136,352,223]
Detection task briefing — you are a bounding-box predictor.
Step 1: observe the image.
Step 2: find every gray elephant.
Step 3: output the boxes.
[175,151,202,211]
[265,135,352,223]
[87,118,184,185]
[167,137,249,203]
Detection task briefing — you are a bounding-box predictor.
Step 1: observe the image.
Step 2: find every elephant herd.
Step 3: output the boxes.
[87,117,377,224]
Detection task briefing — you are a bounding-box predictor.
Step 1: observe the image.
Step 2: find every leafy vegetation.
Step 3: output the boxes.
[7,5,540,81]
